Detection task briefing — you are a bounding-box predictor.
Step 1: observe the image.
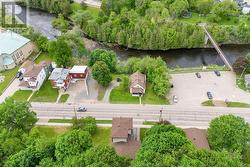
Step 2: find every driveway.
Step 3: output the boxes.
[169,71,250,106]
[66,76,98,104]
[0,79,20,103]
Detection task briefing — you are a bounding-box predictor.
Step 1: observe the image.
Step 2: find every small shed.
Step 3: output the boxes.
[129,71,146,96]
[245,74,250,88]
[112,117,133,143]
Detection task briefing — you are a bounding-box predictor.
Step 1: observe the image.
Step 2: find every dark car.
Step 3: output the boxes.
[19,75,23,81]
[77,107,87,112]
[195,72,201,78]
[214,71,221,77]
[207,92,213,100]
[16,71,22,78]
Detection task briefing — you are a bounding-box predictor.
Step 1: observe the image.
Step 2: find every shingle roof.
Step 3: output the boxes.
[23,66,43,77]
[184,128,210,149]
[112,117,133,138]
[48,68,70,81]
[130,71,146,89]
[0,30,30,55]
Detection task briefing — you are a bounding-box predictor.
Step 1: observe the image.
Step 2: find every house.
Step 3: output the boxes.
[112,117,133,143]
[129,71,146,96]
[19,61,49,91]
[69,65,88,82]
[184,128,210,150]
[48,68,71,90]
[245,74,250,88]
[0,30,34,70]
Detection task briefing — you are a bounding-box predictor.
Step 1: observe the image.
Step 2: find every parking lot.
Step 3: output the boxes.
[169,71,250,106]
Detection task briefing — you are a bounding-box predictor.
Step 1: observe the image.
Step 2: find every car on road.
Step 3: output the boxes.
[77,106,87,112]
[214,71,221,77]
[16,71,22,78]
[207,92,213,100]
[173,95,178,103]
[19,75,23,81]
[195,72,201,78]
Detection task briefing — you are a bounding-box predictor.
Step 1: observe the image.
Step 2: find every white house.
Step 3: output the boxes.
[19,62,47,91]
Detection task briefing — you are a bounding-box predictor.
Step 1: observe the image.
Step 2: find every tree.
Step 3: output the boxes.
[208,114,250,153]
[48,38,72,67]
[52,14,70,32]
[196,0,214,15]
[84,145,129,167]
[72,11,93,29]
[0,99,37,133]
[145,124,185,138]
[55,130,92,161]
[92,61,112,87]
[169,0,189,18]
[232,56,250,74]
[71,117,97,135]
[247,53,250,61]
[89,49,117,72]
[211,0,239,19]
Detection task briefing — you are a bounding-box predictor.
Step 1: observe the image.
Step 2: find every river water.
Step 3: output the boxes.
[17,7,250,68]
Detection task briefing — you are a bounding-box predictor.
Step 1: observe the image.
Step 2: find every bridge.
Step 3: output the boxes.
[201,24,233,71]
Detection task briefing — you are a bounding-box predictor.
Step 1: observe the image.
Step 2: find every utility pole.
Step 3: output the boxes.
[159,107,163,122]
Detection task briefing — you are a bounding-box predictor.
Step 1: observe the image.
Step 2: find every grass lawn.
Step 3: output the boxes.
[34,52,53,64]
[142,84,169,105]
[236,76,250,92]
[110,85,139,104]
[92,127,111,146]
[48,119,112,124]
[227,102,250,108]
[201,100,215,106]
[35,126,69,138]
[30,80,59,102]
[71,3,100,18]
[170,65,228,74]
[59,94,69,103]
[143,121,158,125]
[11,90,32,102]
[0,67,19,95]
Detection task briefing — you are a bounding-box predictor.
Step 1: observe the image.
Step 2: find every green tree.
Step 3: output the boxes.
[72,11,93,29]
[92,61,112,87]
[72,117,97,135]
[0,99,37,133]
[208,114,250,153]
[196,0,214,15]
[169,0,189,18]
[52,14,69,32]
[211,0,239,19]
[48,38,72,67]
[232,56,250,75]
[55,130,92,161]
[89,49,117,72]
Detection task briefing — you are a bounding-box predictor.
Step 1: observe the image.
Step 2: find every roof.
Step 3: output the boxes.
[112,117,133,138]
[23,65,43,78]
[245,74,250,82]
[184,128,210,149]
[0,30,30,55]
[49,68,70,81]
[39,61,51,67]
[130,71,146,89]
[70,66,87,74]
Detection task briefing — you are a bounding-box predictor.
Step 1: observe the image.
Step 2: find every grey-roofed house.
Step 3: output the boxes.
[112,117,133,143]
[129,71,146,96]
[48,68,71,90]
[0,30,34,70]
[245,74,250,88]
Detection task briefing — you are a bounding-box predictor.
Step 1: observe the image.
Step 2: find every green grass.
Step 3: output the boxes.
[227,102,250,108]
[48,119,112,124]
[71,3,100,18]
[11,90,32,102]
[92,127,111,146]
[30,80,59,102]
[0,67,19,95]
[110,85,139,104]
[59,94,69,103]
[143,121,158,125]
[142,84,169,105]
[201,100,215,106]
[34,52,53,64]
[236,76,250,92]
[35,126,69,138]
[170,65,228,74]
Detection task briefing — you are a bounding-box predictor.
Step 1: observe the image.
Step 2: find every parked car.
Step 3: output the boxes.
[77,106,87,112]
[195,72,201,78]
[171,84,174,88]
[19,75,23,81]
[207,92,213,100]
[16,71,22,78]
[214,71,221,77]
[173,95,178,103]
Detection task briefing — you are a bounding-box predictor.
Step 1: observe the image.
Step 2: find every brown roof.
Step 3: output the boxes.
[23,65,43,78]
[112,117,133,138]
[184,128,210,150]
[130,71,146,89]
[21,60,34,69]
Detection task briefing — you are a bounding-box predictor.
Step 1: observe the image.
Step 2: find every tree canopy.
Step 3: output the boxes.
[92,61,112,87]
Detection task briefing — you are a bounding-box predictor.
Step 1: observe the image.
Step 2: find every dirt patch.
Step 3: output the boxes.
[212,100,227,107]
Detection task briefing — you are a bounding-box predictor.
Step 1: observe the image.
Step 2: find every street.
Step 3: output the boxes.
[32,102,250,129]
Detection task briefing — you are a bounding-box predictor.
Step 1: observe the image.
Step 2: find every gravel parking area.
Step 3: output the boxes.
[169,71,250,106]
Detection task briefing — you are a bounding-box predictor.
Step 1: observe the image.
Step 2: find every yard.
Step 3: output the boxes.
[59,94,69,103]
[0,67,19,95]
[11,90,32,102]
[92,127,111,146]
[34,52,53,64]
[30,80,59,102]
[202,100,250,108]
[35,126,70,138]
[71,3,100,18]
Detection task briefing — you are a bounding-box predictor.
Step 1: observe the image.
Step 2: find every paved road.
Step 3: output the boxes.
[74,0,101,7]
[32,102,250,129]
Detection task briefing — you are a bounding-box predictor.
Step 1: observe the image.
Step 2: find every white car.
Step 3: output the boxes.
[173,95,178,103]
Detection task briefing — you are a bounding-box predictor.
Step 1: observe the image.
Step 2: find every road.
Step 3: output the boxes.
[32,102,250,129]
[74,0,101,8]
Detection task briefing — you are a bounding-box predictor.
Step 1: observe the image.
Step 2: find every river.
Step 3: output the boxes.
[16,7,250,68]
